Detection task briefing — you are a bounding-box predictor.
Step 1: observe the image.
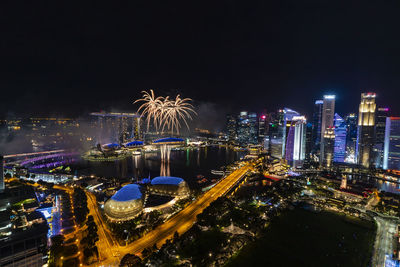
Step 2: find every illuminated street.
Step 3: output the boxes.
[2,5,400,265]
[86,191,121,266]
[372,216,397,267]
[121,163,252,255]
[75,162,252,265]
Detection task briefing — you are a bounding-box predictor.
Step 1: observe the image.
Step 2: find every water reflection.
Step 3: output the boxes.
[79,146,246,189]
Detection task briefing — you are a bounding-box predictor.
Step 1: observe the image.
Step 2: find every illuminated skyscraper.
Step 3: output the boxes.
[90,112,141,144]
[248,112,258,145]
[356,93,376,168]
[345,113,357,163]
[281,108,300,158]
[320,95,335,164]
[226,114,237,143]
[374,107,389,168]
[322,127,335,168]
[267,110,285,158]
[333,113,346,163]
[293,116,307,161]
[383,117,400,170]
[285,116,306,164]
[237,111,258,146]
[258,114,268,144]
[312,100,323,153]
[305,122,313,161]
[237,111,250,146]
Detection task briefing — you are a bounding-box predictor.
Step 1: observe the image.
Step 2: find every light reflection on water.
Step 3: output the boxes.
[77,146,246,189]
[346,174,400,194]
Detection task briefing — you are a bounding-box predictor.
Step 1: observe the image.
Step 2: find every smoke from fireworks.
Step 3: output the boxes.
[134,90,196,134]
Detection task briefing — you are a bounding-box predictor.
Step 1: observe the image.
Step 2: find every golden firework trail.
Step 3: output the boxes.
[134,90,197,134]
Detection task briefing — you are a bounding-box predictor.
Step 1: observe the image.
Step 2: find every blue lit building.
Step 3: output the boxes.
[282,108,300,158]
[104,184,144,221]
[333,113,347,163]
[312,100,323,153]
[285,116,306,164]
[383,117,400,170]
[345,113,357,163]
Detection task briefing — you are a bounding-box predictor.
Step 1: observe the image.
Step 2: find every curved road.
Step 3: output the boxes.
[120,163,252,255]
[82,161,253,265]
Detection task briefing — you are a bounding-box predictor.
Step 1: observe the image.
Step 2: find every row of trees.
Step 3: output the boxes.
[49,235,79,267]
[72,187,89,226]
[81,215,100,265]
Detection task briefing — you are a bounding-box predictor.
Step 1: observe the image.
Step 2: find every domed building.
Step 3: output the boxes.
[153,137,185,145]
[104,184,144,221]
[149,176,190,197]
[124,140,144,148]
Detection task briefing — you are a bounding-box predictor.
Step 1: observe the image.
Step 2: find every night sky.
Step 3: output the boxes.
[1,1,400,119]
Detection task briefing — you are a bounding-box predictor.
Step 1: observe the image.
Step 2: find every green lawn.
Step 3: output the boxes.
[226,208,376,267]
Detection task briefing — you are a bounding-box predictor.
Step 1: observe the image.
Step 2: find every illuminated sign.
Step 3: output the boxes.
[324,95,335,99]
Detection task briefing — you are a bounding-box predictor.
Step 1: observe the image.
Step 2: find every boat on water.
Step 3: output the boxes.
[211,170,225,175]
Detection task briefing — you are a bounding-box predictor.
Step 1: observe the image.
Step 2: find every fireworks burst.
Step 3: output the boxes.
[134,90,196,134]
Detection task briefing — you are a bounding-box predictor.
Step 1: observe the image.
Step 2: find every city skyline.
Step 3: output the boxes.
[2,2,400,267]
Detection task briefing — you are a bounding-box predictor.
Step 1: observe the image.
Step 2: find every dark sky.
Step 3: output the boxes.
[1,1,400,119]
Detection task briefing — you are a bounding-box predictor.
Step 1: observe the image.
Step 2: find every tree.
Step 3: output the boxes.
[173,231,179,242]
[120,254,143,267]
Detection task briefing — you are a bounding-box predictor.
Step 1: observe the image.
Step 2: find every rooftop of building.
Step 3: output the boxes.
[151,176,184,186]
[103,143,120,149]
[153,137,184,143]
[125,141,144,147]
[111,184,142,202]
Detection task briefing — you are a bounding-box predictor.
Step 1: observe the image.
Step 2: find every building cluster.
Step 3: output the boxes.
[90,112,142,144]
[0,117,93,153]
[104,176,189,222]
[227,92,400,171]
[0,182,48,267]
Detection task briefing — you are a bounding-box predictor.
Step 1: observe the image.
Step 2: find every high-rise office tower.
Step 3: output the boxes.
[237,111,250,146]
[285,116,306,164]
[356,93,376,168]
[237,111,258,146]
[322,127,335,168]
[90,112,141,144]
[320,95,335,164]
[281,108,300,158]
[226,115,237,143]
[345,113,357,163]
[267,110,284,158]
[133,117,142,140]
[312,100,323,153]
[285,124,295,162]
[248,112,258,145]
[293,116,307,161]
[258,114,268,144]
[333,113,347,163]
[383,117,400,170]
[305,122,313,161]
[374,107,389,168]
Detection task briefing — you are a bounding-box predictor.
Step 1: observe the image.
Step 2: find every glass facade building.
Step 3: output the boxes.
[356,92,376,168]
[333,113,346,163]
[383,117,400,170]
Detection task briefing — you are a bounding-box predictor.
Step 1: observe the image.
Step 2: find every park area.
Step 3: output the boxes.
[227,207,376,267]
